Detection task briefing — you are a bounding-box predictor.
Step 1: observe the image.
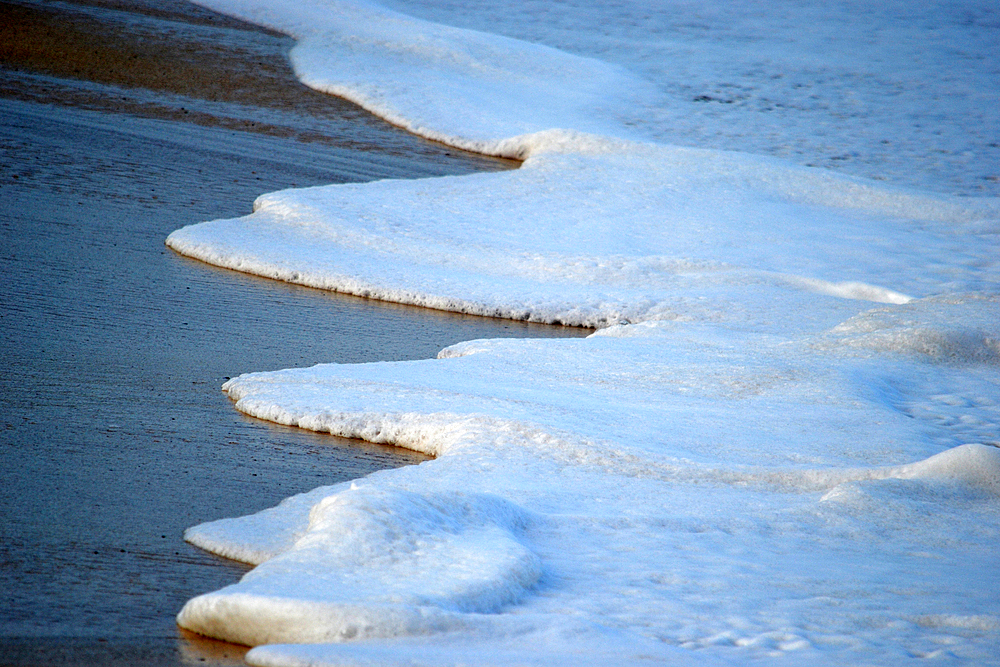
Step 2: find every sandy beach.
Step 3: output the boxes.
[0,1,582,665]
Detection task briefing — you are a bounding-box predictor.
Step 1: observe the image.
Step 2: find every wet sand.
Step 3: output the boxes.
[0,0,518,174]
[0,1,582,665]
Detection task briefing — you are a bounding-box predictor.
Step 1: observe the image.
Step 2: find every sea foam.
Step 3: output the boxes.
[171,0,1000,664]
[167,131,998,329]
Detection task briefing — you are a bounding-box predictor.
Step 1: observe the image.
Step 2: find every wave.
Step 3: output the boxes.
[169,1,1000,664]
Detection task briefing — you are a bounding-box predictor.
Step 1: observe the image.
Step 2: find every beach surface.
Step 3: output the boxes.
[5,0,999,665]
[0,1,583,665]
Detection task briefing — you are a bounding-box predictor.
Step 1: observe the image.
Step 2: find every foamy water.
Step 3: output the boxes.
[167,1,1000,665]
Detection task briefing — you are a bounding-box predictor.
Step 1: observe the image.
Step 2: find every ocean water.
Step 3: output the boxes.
[378,0,1000,197]
[14,0,1000,665]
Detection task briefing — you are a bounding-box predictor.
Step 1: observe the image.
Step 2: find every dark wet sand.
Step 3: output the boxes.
[0,0,519,173]
[0,1,582,665]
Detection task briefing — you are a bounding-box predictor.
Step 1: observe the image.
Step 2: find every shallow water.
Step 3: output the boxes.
[0,1,584,664]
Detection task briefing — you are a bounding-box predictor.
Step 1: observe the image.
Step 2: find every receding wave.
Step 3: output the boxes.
[170,1,1000,664]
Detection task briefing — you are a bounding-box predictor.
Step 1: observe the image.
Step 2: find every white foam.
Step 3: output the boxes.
[178,316,1000,664]
[893,443,1000,492]
[378,0,1000,197]
[824,294,1000,363]
[167,132,999,329]
[168,0,1000,663]
[189,1,649,156]
[180,487,540,645]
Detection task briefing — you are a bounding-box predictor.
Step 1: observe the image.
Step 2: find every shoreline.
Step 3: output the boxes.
[0,0,520,171]
[0,1,583,665]
[5,1,997,664]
